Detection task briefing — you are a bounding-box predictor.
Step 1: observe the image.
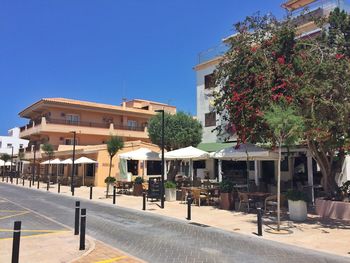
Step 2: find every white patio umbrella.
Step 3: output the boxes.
[40,158,62,183]
[61,158,73,164]
[119,148,160,178]
[75,157,97,186]
[164,146,210,180]
[336,155,350,186]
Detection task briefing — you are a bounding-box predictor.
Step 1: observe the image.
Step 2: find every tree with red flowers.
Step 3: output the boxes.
[213,9,350,193]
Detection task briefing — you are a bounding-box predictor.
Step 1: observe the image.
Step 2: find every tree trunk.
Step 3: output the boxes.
[166,160,181,182]
[277,142,281,232]
[308,140,336,193]
[106,156,113,198]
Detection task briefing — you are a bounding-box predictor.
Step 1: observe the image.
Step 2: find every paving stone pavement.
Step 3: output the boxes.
[0,183,349,263]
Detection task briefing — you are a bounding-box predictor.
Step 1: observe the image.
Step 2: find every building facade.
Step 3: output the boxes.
[19,97,176,186]
[194,0,345,199]
[0,127,29,156]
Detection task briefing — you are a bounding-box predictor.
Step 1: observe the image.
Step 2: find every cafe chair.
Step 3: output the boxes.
[191,188,208,207]
[238,192,255,213]
[264,194,286,214]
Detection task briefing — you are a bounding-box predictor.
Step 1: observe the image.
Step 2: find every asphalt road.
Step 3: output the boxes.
[0,182,349,263]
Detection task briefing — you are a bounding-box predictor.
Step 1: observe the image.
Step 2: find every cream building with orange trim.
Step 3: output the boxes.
[19,98,176,186]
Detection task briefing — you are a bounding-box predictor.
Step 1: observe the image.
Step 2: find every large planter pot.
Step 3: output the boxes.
[106,183,114,197]
[288,200,307,221]
[165,188,176,202]
[220,192,232,210]
[316,198,350,220]
[133,184,143,196]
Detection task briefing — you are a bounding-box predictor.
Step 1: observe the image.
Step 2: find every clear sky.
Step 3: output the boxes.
[0,0,286,134]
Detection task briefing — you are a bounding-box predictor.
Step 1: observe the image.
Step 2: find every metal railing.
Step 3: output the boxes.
[197,43,228,65]
[46,118,110,129]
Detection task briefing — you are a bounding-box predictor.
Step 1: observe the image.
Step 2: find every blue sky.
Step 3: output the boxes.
[0,0,285,134]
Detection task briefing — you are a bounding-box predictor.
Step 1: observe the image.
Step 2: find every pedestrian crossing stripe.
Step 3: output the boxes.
[94,256,128,263]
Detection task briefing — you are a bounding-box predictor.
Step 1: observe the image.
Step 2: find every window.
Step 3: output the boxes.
[0,141,2,148]
[204,73,215,89]
[66,114,80,125]
[19,144,23,149]
[65,138,78,145]
[281,156,289,171]
[7,143,12,148]
[58,164,64,175]
[127,120,138,130]
[205,112,216,127]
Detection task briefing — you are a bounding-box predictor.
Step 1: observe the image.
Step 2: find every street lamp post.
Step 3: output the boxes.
[32,145,36,185]
[155,109,165,209]
[10,146,14,183]
[71,131,77,196]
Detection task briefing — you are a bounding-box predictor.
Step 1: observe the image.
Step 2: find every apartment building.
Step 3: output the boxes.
[0,127,29,156]
[194,0,345,192]
[19,97,176,186]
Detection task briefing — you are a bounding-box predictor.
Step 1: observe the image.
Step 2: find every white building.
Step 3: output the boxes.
[0,127,29,156]
[193,0,344,201]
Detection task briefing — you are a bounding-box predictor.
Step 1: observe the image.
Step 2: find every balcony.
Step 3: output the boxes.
[197,43,228,65]
[20,117,148,139]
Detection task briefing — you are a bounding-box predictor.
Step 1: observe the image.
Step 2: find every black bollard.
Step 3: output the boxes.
[142,192,146,211]
[6,176,8,183]
[79,208,86,250]
[37,179,39,189]
[72,186,75,196]
[2,175,3,182]
[16,177,18,185]
[74,201,80,235]
[47,181,49,191]
[89,186,93,200]
[12,221,21,263]
[22,178,24,186]
[113,186,116,205]
[29,179,31,187]
[257,208,263,236]
[187,196,192,220]
[58,182,61,193]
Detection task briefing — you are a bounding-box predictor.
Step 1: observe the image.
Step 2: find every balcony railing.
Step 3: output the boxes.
[46,118,110,128]
[197,43,229,65]
[114,124,144,132]
[290,0,346,19]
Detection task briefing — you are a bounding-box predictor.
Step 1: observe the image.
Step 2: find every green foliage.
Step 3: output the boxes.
[134,176,144,184]
[106,136,124,158]
[148,111,202,151]
[0,153,11,163]
[41,143,54,158]
[213,10,350,192]
[285,189,308,202]
[219,180,234,193]
[104,176,116,184]
[263,103,304,146]
[165,181,176,188]
[340,180,350,196]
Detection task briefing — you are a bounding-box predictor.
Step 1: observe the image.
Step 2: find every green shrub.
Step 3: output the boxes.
[219,180,234,193]
[104,176,116,184]
[165,181,176,189]
[134,176,144,184]
[285,189,308,202]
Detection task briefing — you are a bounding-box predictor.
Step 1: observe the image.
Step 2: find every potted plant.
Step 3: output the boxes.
[285,189,308,221]
[165,181,177,202]
[340,181,350,202]
[104,176,116,197]
[219,180,234,210]
[133,176,144,196]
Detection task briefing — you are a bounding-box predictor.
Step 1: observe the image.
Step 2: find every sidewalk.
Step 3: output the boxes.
[6,180,350,258]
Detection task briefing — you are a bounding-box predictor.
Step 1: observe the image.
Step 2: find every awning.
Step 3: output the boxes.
[212,143,279,160]
[197,142,236,152]
[0,161,14,166]
[164,146,209,160]
[75,157,97,164]
[119,148,160,161]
